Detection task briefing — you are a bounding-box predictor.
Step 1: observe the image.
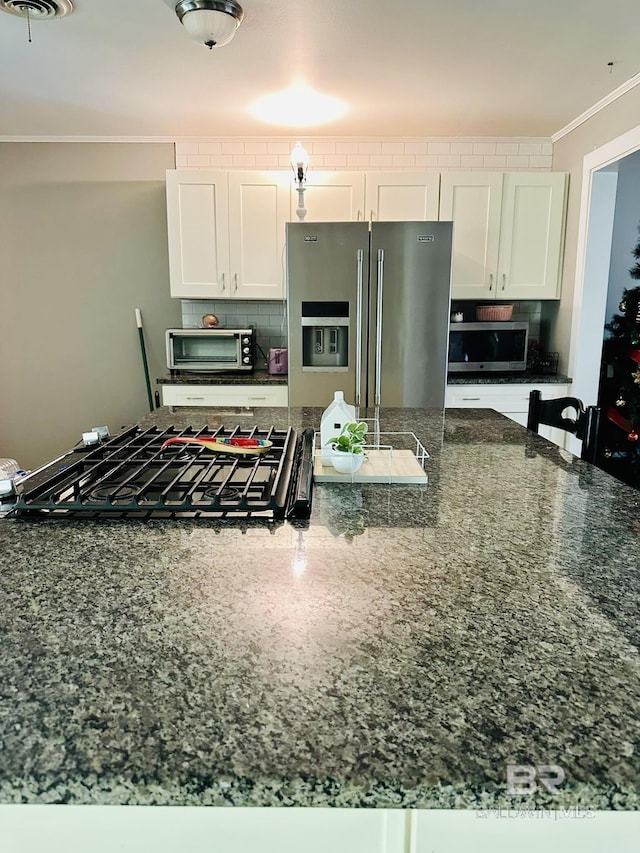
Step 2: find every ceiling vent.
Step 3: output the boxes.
[0,0,74,19]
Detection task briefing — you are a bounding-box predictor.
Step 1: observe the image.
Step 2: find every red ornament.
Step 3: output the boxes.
[629,430,639,443]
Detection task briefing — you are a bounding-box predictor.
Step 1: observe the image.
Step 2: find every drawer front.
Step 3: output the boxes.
[162,385,288,407]
[445,384,569,412]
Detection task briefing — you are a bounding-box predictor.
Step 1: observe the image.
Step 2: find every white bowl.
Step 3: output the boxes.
[331,452,364,474]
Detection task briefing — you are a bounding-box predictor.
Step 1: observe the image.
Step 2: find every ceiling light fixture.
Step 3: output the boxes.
[174,0,244,49]
[250,82,348,128]
[290,142,310,221]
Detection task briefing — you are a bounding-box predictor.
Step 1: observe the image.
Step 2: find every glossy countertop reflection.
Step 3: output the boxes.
[0,407,638,809]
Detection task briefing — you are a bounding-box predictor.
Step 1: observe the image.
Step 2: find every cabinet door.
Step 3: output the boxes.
[365,172,440,221]
[166,170,230,299]
[497,172,568,300]
[295,171,366,222]
[228,171,290,300]
[439,172,503,300]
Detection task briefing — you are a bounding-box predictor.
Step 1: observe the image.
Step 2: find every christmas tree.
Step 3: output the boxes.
[598,225,640,487]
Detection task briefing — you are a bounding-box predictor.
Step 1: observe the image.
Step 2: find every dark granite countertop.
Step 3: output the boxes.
[447,373,571,385]
[157,370,287,386]
[1,407,639,809]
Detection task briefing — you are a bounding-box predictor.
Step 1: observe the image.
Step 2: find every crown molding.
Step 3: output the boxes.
[552,72,640,143]
[0,136,179,143]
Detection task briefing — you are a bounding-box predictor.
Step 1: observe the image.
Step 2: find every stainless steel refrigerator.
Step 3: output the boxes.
[286,221,453,407]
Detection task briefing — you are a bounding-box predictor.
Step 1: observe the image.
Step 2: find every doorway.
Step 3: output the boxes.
[567,124,640,457]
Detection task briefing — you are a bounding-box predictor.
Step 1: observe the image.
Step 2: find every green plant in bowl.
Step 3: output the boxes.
[329,421,368,454]
[326,421,368,473]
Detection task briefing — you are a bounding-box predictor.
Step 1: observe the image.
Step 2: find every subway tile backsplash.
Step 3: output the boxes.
[175,137,553,172]
[183,298,547,365]
[181,299,287,365]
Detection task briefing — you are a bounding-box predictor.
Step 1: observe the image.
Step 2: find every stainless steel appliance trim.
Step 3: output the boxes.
[448,361,527,372]
[301,366,349,373]
[166,329,254,336]
[355,248,364,406]
[301,317,350,327]
[375,248,384,406]
[448,321,528,332]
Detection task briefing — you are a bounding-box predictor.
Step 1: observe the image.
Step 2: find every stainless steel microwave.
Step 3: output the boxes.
[166,329,255,373]
[448,321,529,372]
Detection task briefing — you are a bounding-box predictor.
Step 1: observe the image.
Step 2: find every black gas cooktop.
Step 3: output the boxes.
[11,424,314,520]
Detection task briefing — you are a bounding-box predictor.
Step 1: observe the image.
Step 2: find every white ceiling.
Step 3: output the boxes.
[1,0,639,139]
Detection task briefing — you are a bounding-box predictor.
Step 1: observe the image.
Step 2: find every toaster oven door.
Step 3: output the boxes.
[168,331,244,372]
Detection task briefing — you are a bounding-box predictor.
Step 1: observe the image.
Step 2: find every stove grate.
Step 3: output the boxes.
[12,424,306,519]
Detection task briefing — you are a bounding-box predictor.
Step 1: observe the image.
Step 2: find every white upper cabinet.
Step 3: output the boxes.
[439,172,503,300]
[295,171,366,222]
[166,170,229,299]
[166,170,290,300]
[297,171,440,223]
[497,172,568,300]
[439,171,568,300]
[365,172,440,221]
[228,171,290,300]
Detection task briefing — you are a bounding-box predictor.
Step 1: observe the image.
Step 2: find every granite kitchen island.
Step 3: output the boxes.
[1,407,639,846]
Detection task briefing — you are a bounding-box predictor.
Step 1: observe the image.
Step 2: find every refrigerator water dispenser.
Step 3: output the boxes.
[301,301,349,371]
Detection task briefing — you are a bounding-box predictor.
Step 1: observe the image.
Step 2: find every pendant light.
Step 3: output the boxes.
[174,0,244,49]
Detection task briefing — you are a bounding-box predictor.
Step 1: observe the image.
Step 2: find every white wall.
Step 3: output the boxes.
[0,142,181,469]
[552,84,640,375]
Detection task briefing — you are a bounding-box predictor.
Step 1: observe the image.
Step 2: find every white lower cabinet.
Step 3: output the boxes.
[445,383,570,448]
[412,810,639,852]
[5,806,635,853]
[0,806,407,853]
[161,384,288,408]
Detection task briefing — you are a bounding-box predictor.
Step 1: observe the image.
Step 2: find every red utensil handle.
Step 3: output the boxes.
[160,437,199,450]
[159,436,263,451]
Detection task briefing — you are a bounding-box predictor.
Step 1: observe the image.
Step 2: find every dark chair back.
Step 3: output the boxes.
[527,390,601,464]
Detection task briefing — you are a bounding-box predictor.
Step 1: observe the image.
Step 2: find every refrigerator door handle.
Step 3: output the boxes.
[375,248,384,406]
[355,249,364,406]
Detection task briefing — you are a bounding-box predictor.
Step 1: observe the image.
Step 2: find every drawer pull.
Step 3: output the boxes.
[186,396,205,401]
[249,396,267,400]
[462,396,481,401]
